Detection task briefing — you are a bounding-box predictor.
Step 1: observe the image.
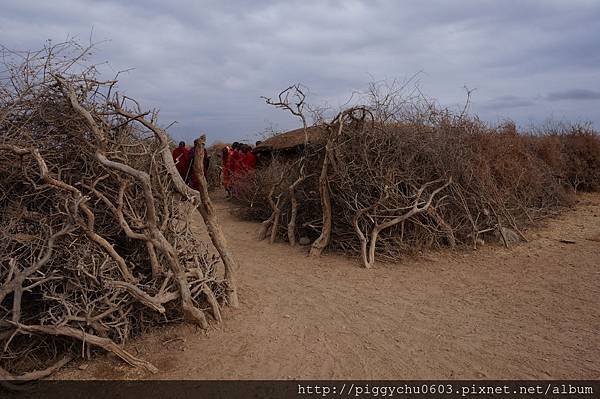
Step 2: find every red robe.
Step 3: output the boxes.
[241,152,257,171]
[172,147,189,179]
[229,150,242,176]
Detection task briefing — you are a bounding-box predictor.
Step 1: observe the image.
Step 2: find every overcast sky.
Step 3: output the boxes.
[1,0,599,143]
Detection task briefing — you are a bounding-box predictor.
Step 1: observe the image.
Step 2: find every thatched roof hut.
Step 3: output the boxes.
[255,126,326,153]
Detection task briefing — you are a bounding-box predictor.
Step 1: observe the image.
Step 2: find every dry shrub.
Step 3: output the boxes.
[0,42,235,382]
[232,158,301,222]
[560,128,600,191]
[529,124,600,192]
[236,86,595,267]
[325,117,570,260]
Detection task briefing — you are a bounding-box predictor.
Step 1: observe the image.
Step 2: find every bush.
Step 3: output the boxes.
[234,90,598,266]
[529,123,600,192]
[0,41,230,380]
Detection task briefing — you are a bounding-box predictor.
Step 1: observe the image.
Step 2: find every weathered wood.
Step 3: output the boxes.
[193,135,239,307]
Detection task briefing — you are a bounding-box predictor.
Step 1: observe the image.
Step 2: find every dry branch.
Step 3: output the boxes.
[13,323,158,373]
[0,41,234,380]
[248,82,580,266]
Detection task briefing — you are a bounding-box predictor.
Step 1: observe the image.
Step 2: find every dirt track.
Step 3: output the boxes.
[60,193,600,380]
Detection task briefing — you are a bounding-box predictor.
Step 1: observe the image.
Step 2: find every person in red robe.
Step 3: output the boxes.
[222,145,232,195]
[228,142,243,193]
[241,145,257,171]
[229,145,255,198]
[172,141,189,180]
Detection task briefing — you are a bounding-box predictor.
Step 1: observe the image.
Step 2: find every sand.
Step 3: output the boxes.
[58,192,600,380]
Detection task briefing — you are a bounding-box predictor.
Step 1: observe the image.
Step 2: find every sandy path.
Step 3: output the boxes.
[60,193,600,380]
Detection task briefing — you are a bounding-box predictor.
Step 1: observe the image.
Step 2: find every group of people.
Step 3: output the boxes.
[172,139,209,190]
[172,139,260,196]
[222,141,259,197]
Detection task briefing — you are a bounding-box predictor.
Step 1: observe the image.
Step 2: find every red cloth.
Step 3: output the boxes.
[227,150,246,193]
[229,149,242,174]
[172,147,189,179]
[241,152,257,171]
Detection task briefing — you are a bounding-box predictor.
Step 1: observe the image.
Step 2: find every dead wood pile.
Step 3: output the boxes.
[235,86,598,267]
[206,142,230,190]
[0,42,238,383]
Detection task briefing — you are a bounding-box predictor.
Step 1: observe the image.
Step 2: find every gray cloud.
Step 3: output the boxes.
[547,89,600,101]
[481,95,536,110]
[1,0,599,142]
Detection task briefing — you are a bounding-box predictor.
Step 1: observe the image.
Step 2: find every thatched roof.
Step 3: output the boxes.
[255,126,326,151]
[207,141,231,155]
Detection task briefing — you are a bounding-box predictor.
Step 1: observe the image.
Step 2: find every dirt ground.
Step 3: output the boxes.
[58,192,600,380]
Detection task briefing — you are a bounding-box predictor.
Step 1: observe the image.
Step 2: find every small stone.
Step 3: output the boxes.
[78,363,89,370]
[298,237,311,245]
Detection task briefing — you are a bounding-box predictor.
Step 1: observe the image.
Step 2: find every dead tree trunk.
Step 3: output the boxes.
[193,135,239,308]
[287,168,312,246]
[310,117,346,257]
[309,152,331,256]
